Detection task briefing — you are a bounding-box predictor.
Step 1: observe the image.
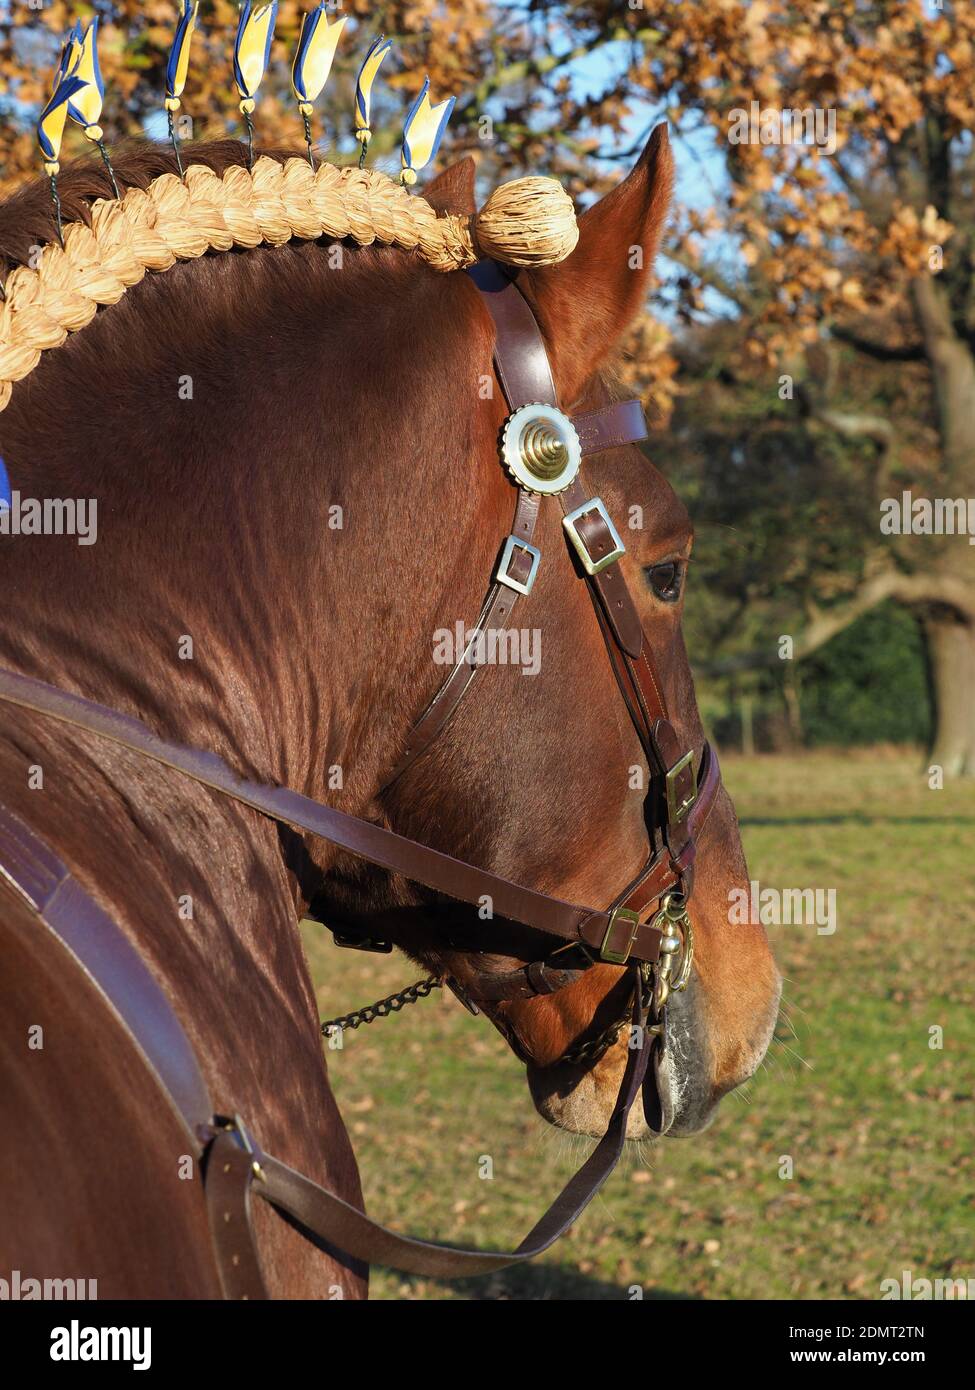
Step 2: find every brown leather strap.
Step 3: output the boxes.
[467,263,648,452]
[248,978,652,1279]
[0,795,657,1286]
[466,959,589,1002]
[204,1129,270,1300]
[0,665,667,967]
[0,799,265,1300]
[573,399,648,454]
[382,488,540,788]
[0,799,214,1145]
[558,478,647,661]
[389,266,650,788]
[468,260,557,407]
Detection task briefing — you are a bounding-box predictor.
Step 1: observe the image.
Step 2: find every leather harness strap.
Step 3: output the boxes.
[469,259,559,404]
[0,797,652,1293]
[382,488,541,787]
[383,265,650,790]
[0,664,676,968]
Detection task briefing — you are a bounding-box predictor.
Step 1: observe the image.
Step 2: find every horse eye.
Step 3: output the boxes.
[645,561,683,603]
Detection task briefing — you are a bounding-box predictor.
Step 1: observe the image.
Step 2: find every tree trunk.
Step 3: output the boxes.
[740,692,755,756]
[910,276,975,776]
[782,664,802,746]
[924,609,975,777]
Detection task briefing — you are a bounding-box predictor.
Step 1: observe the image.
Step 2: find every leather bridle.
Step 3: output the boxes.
[344,260,721,1016]
[0,260,722,1293]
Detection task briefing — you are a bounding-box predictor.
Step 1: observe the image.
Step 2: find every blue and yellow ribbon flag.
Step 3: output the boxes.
[166,1,200,111]
[37,29,88,171]
[234,1,278,112]
[400,78,455,186]
[66,19,105,139]
[354,34,392,154]
[292,5,347,112]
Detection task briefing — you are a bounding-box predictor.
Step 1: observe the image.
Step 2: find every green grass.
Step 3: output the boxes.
[302,750,975,1300]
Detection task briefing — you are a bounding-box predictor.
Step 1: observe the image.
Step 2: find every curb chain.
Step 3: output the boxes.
[321,976,442,1038]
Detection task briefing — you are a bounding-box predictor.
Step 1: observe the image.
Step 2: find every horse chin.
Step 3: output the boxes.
[525,1048,718,1141]
[526,1047,651,1140]
[525,984,728,1141]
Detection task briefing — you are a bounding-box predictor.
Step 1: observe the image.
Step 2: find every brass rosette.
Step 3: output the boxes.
[500,403,582,495]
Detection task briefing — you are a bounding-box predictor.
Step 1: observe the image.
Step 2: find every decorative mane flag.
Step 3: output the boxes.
[354,34,392,166]
[291,4,347,168]
[400,78,455,186]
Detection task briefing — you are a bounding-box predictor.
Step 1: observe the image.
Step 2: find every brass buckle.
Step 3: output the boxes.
[599,905,642,965]
[562,496,626,576]
[665,750,697,824]
[496,535,541,596]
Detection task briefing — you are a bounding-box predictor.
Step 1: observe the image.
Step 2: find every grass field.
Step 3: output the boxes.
[303,751,975,1300]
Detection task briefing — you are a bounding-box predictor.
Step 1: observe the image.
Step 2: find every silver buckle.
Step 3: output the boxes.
[496,535,541,595]
[562,497,626,576]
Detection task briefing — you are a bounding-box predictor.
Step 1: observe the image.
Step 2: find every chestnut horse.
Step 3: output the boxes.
[0,128,780,1298]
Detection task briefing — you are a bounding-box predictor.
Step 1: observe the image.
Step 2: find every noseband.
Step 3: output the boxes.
[0,261,722,1292]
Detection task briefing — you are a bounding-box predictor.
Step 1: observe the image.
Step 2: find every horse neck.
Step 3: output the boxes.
[1,246,484,790]
[0,242,503,910]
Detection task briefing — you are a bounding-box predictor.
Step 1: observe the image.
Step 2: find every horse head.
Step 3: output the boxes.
[307,128,782,1139]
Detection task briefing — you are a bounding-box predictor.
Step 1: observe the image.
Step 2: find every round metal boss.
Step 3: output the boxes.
[501,404,582,495]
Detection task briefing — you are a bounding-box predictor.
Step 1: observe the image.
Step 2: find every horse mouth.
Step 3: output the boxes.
[525,1043,722,1141]
[524,1038,684,1140]
[523,983,730,1140]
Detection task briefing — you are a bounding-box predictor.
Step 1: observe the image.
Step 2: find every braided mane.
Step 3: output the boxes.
[0,141,578,416]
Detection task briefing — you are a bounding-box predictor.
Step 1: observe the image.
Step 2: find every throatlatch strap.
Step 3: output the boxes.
[382,487,541,787]
[388,263,651,788]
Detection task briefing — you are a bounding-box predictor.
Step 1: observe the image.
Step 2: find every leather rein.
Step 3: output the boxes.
[0,261,722,1295]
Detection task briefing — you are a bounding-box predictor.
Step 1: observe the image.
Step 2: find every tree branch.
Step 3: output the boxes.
[450,25,662,128]
[696,568,975,678]
[830,324,925,362]
[661,247,758,316]
[805,405,895,448]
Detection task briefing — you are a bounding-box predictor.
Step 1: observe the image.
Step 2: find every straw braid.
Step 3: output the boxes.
[0,156,578,415]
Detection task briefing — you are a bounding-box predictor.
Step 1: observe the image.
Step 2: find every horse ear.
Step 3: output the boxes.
[423,157,477,216]
[526,125,674,404]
